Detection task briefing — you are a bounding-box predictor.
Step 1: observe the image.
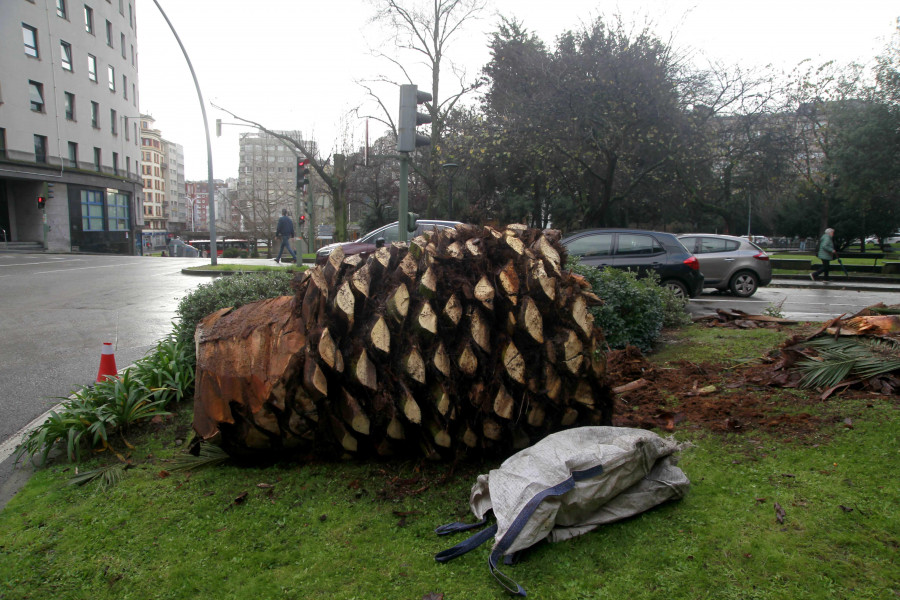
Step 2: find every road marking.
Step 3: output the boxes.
[0,258,83,268]
[34,262,141,275]
[691,297,766,303]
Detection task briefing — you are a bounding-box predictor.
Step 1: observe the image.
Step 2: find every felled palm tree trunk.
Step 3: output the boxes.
[193,224,612,459]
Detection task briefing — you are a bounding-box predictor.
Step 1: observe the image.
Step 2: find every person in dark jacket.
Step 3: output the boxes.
[811,227,836,282]
[274,209,297,264]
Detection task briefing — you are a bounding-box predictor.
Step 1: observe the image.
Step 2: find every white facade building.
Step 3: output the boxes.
[1,0,143,253]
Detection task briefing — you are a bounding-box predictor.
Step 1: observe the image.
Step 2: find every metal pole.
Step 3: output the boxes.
[448,177,454,220]
[747,190,751,238]
[151,0,217,265]
[308,181,314,254]
[399,153,409,243]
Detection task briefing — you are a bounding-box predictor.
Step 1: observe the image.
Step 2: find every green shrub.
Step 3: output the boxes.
[657,285,693,329]
[15,330,194,465]
[568,259,687,352]
[175,272,295,355]
[132,323,195,405]
[222,248,249,258]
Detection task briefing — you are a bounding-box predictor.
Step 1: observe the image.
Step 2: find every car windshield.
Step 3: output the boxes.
[360,224,399,244]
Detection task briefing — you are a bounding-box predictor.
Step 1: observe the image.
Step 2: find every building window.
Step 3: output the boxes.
[34,135,48,163]
[112,152,119,175]
[87,54,97,81]
[57,0,68,18]
[68,141,78,167]
[81,190,104,230]
[130,44,134,66]
[64,92,75,120]
[128,3,133,28]
[108,192,129,230]
[120,33,126,58]
[125,155,130,175]
[0,129,6,159]
[118,0,123,15]
[110,109,117,134]
[22,24,39,58]
[123,75,128,99]
[105,20,113,47]
[84,5,94,34]
[91,101,99,128]
[93,147,101,171]
[124,116,129,140]
[108,65,115,91]
[60,41,73,71]
[28,81,45,112]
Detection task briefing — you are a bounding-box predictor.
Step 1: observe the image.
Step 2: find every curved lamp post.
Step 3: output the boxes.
[151,0,217,264]
[442,163,459,220]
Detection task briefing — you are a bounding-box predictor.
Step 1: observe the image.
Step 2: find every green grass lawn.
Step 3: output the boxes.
[183,263,308,273]
[1,326,898,599]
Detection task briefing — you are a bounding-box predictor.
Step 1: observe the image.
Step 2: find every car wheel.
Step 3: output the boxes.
[662,279,689,299]
[729,271,758,297]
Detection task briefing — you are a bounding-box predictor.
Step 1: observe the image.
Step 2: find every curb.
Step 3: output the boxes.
[181,267,307,277]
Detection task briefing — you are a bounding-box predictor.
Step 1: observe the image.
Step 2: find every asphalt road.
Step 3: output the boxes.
[688,284,900,322]
[0,253,215,503]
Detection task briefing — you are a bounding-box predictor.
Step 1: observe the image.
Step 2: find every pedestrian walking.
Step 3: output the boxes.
[274,209,298,264]
[811,228,837,282]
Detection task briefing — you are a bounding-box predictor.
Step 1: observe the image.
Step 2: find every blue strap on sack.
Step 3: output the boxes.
[435,463,605,597]
[434,523,498,563]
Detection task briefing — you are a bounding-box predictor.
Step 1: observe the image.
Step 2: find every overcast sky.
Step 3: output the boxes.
[135,0,899,180]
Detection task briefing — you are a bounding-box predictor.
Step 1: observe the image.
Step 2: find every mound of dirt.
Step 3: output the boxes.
[607,345,828,438]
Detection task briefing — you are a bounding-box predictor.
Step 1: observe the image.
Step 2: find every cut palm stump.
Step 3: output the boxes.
[193,224,612,459]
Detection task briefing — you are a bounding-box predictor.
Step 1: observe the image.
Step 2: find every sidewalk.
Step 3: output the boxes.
[769,274,900,293]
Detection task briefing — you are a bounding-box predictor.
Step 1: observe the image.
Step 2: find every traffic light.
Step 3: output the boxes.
[406,212,418,232]
[37,196,46,210]
[299,214,306,225]
[397,84,432,152]
[296,159,310,189]
[46,182,55,199]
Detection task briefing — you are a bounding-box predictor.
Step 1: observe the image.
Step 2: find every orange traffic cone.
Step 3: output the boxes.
[96,342,118,382]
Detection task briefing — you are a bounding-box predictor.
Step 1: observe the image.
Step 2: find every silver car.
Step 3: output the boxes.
[678,234,772,297]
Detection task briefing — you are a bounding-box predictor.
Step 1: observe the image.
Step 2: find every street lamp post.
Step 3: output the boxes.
[442,163,459,220]
[151,0,217,265]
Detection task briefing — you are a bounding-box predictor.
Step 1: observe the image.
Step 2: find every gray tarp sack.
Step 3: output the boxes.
[435,426,690,595]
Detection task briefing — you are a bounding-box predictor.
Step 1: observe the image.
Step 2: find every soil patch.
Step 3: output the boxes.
[607,345,834,440]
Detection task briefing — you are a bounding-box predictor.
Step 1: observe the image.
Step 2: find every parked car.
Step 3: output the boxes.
[560,229,704,298]
[678,234,771,297]
[884,231,900,246]
[315,220,461,266]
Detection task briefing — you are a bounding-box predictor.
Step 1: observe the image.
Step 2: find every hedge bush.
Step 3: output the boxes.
[175,272,296,358]
[568,259,690,352]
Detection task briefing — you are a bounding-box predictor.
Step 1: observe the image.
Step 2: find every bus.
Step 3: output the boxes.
[187,238,253,257]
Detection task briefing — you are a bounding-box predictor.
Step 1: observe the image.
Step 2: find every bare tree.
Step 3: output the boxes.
[212,103,354,242]
[360,0,487,216]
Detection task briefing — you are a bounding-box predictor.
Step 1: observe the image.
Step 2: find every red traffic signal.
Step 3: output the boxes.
[299,215,306,223]
[296,159,310,188]
[37,196,46,210]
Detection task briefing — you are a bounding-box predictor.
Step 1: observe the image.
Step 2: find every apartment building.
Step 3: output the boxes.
[0,0,143,253]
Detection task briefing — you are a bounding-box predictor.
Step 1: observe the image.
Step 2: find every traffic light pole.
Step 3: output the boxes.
[399,152,409,243]
[308,179,315,255]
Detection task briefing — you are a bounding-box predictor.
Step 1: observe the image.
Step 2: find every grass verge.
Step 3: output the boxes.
[1,326,898,599]
[183,263,308,272]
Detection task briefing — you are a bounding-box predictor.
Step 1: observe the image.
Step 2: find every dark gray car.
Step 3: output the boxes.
[561,229,704,298]
[678,234,772,297]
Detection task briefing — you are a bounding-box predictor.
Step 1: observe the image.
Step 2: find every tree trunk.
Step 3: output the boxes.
[194,224,612,459]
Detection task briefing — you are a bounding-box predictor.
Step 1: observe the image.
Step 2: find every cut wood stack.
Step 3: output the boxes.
[193,224,612,459]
